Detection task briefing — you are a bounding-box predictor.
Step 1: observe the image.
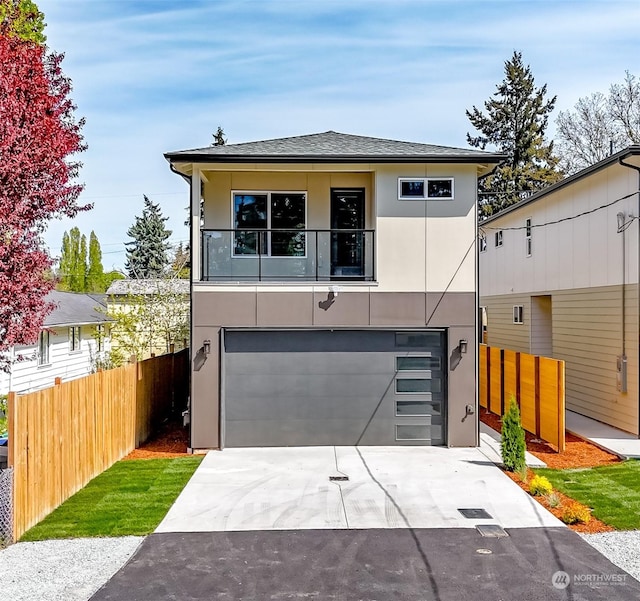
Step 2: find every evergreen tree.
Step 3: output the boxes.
[125,195,172,278]
[211,125,226,146]
[86,230,105,292]
[466,51,562,217]
[57,226,86,291]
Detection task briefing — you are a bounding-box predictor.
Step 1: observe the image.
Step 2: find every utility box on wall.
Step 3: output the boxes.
[617,355,628,393]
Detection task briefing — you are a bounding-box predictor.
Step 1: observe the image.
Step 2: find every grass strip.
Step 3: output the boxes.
[21,456,203,541]
[536,459,640,530]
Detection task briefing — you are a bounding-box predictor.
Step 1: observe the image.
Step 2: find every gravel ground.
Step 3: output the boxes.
[581,531,640,582]
[0,536,143,601]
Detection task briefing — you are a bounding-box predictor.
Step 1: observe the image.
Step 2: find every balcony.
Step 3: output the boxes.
[201,229,375,282]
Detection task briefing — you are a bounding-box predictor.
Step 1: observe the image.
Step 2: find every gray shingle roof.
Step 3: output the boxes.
[165,131,505,164]
[44,291,111,327]
[106,278,190,296]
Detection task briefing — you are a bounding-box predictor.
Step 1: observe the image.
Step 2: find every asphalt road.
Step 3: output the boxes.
[89,527,640,601]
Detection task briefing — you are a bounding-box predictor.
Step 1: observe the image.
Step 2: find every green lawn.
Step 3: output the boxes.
[21,456,203,541]
[536,460,640,530]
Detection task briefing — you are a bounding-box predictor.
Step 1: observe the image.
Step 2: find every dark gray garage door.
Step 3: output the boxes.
[222,329,447,447]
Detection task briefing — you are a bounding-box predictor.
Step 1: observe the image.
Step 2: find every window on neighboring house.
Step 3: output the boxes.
[513,305,524,324]
[96,324,104,352]
[69,326,81,352]
[38,331,50,365]
[525,218,532,257]
[495,230,503,247]
[233,192,306,256]
[479,233,487,252]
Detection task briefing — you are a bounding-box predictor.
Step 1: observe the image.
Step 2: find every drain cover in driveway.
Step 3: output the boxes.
[329,476,349,482]
[476,524,509,538]
[458,508,493,519]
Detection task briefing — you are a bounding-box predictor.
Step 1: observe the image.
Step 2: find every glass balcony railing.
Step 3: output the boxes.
[201,229,375,282]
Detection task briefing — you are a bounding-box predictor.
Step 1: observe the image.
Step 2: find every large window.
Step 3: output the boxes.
[233,192,306,256]
[38,331,50,365]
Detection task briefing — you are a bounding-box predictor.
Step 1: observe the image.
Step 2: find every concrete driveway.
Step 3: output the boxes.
[156,445,561,533]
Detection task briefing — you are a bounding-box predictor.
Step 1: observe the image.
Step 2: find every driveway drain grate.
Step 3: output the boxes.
[458,508,493,519]
[476,524,509,538]
[329,476,349,482]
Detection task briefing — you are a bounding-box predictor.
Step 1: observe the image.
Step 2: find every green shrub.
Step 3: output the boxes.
[529,475,553,496]
[501,397,526,472]
[562,501,591,525]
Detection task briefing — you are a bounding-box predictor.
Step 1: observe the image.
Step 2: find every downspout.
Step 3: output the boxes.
[618,156,640,438]
[169,161,194,449]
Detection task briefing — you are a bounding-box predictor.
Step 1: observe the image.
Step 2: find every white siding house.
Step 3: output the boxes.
[480,146,640,436]
[0,291,112,395]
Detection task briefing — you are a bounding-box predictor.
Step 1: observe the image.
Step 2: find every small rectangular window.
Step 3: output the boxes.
[69,326,80,352]
[396,378,442,394]
[479,234,487,253]
[398,178,426,200]
[525,218,532,257]
[396,356,440,371]
[495,231,503,247]
[396,400,441,416]
[426,178,454,200]
[513,305,524,324]
[396,425,430,441]
[38,331,50,365]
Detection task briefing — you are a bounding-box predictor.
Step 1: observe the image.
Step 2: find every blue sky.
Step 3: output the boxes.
[37,0,640,271]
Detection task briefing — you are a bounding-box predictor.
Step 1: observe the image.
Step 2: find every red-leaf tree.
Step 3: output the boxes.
[0,2,88,370]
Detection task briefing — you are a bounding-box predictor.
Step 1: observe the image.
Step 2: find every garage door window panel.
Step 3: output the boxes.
[395,378,441,394]
[396,356,440,371]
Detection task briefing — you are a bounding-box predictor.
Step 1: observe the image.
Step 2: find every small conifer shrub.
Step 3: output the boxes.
[501,397,526,472]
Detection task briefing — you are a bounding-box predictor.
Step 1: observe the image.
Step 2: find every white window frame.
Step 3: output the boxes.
[495,230,503,247]
[38,330,50,366]
[231,190,307,258]
[69,326,81,352]
[398,177,454,200]
[479,233,487,253]
[525,218,532,257]
[513,305,524,324]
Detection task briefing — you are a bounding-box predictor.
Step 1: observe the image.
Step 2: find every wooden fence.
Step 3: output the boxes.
[7,348,189,540]
[479,344,565,452]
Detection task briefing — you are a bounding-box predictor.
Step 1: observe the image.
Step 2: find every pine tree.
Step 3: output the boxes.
[86,230,105,292]
[125,196,172,278]
[466,51,562,217]
[211,125,226,146]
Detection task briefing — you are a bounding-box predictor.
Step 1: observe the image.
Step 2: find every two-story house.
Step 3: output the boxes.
[480,146,640,437]
[165,131,503,450]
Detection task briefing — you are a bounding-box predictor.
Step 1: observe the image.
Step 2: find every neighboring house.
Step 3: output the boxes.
[0,291,112,395]
[479,146,640,436]
[165,130,503,450]
[106,278,190,360]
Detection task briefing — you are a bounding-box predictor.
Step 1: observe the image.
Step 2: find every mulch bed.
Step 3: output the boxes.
[124,420,190,460]
[480,407,619,533]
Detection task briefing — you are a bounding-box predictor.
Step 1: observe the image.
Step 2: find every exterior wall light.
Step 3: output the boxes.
[203,340,211,355]
[459,339,468,354]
